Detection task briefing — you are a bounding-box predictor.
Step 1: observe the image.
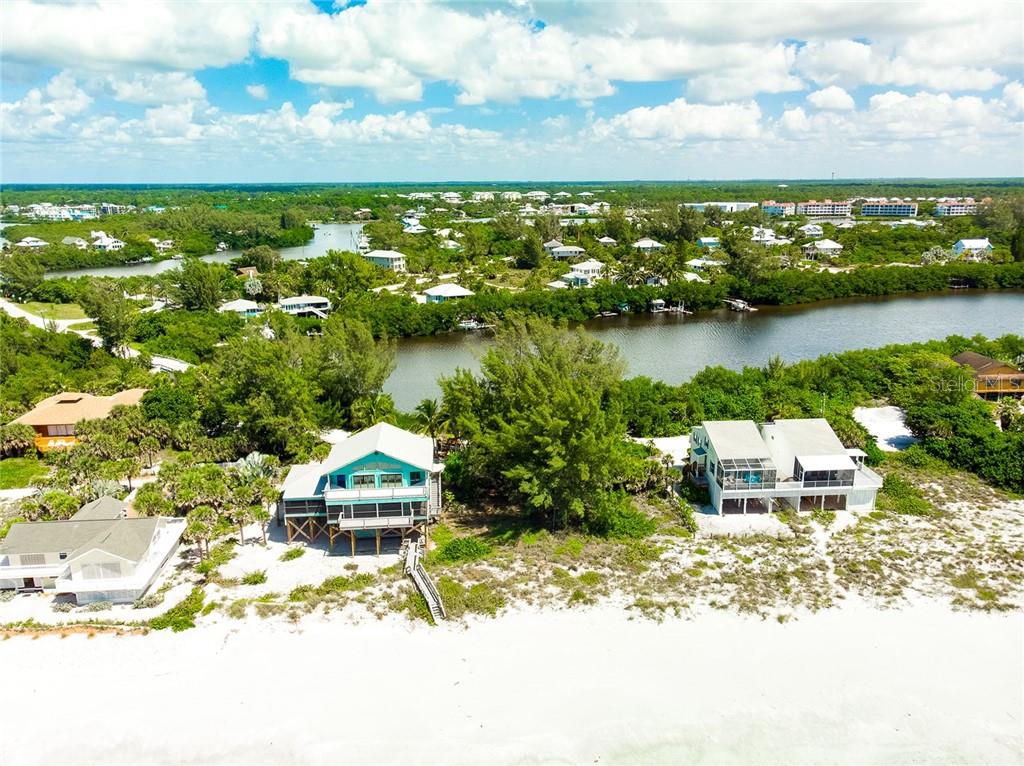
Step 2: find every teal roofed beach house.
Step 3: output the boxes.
[280,423,443,555]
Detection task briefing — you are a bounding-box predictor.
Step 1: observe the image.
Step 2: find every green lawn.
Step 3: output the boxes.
[0,457,50,490]
[22,301,89,320]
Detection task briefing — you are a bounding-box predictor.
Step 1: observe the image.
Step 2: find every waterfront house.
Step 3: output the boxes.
[952,238,993,260]
[551,244,586,259]
[543,239,564,254]
[15,237,49,248]
[560,259,606,288]
[688,418,882,515]
[218,298,262,318]
[797,223,824,237]
[697,237,721,250]
[10,389,147,452]
[424,283,474,303]
[597,236,617,246]
[0,497,185,604]
[61,236,89,250]
[363,249,408,272]
[801,239,844,259]
[632,238,665,254]
[277,295,332,317]
[952,351,1024,400]
[279,423,444,554]
[90,231,126,252]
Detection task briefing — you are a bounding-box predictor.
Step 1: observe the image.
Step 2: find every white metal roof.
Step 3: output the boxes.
[424,283,474,298]
[809,239,843,249]
[702,421,772,460]
[278,295,329,306]
[218,299,260,312]
[364,249,407,261]
[956,238,991,248]
[633,238,664,248]
[320,423,435,474]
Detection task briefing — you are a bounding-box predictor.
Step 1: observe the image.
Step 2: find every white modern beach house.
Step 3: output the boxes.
[363,249,408,272]
[688,418,882,514]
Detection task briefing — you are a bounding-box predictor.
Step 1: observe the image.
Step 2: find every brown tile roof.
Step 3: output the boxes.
[10,389,147,427]
[952,351,1018,375]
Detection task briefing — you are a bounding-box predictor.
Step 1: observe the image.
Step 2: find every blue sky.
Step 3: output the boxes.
[1,0,1022,183]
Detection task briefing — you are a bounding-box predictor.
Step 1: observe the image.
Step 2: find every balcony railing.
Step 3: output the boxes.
[323,486,429,503]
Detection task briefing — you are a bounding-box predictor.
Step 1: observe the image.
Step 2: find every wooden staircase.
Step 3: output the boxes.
[403,539,446,622]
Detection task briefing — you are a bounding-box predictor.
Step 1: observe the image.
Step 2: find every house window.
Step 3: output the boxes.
[409,471,424,486]
[332,475,346,489]
[353,474,376,489]
[380,473,404,488]
[46,424,75,436]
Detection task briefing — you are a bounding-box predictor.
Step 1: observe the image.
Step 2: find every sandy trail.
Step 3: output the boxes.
[1,602,1020,765]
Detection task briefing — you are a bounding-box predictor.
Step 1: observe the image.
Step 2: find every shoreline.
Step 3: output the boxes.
[1,599,1020,765]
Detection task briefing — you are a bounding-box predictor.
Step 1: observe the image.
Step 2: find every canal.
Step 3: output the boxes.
[384,290,1024,409]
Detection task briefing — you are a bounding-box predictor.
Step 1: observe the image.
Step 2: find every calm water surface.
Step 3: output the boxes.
[44,222,365,279]
[385,291,1024,408]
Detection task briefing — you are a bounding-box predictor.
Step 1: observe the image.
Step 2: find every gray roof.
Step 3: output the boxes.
[0,518,160,562]
[73,496,127,521]
[703,420,771,460]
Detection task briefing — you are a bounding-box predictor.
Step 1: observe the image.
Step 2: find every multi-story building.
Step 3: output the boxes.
[761,200,796,217]
[934,198,978,216]
[280,423,443,554]
[688,418,882,514]
[681,201,758,213]
[796,200,853,217]
[860,200,919,217]
[363,249,407,272]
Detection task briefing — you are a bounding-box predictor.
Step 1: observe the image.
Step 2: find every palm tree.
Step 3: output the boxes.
[350,393,397,429]
[184,505,218,559]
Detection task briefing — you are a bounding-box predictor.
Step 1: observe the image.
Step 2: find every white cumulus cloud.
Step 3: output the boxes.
[807,85,855,110]
[246,84,269,100]
[593,98,762,142]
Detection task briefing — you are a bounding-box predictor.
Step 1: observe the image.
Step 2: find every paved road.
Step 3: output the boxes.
[0,298,191,372]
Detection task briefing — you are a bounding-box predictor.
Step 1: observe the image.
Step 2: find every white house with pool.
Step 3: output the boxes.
[688,418,882,515]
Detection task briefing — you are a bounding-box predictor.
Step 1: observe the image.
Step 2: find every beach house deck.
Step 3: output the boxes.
[280,423,443,554]
[689,419,882,514]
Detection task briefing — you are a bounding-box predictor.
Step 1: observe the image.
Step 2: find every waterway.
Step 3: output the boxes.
[41,222,365,279]
[384,290,1024,409]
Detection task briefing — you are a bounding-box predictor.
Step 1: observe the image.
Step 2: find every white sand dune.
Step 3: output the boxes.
[1,602,1020,765]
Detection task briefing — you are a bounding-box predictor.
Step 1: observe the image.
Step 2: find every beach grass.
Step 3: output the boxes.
[0,457,50,490]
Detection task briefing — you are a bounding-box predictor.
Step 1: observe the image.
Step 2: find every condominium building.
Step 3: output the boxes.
[934,198,978,216]
[796,200,853,217]
[860,201,919,217]
[761,201,796,217]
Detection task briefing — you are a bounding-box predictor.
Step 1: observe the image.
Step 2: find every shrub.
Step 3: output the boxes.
[0,589,16,602]
[280,547,305,562]
[195,539,237,576]
[879,474,934,516]
[51,601,75,612]
[436,576,506,618]
[242,570,267,585]
[431,536,492,565]
[150,587,206,631]
[85,600,113,612]
[133,593,165,609]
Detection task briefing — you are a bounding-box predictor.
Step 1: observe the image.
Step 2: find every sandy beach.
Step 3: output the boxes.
[1,602,1020,766]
